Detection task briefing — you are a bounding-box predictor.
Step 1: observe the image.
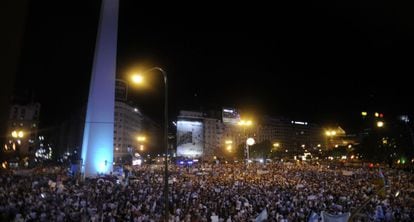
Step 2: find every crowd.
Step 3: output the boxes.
[0,161,413,221]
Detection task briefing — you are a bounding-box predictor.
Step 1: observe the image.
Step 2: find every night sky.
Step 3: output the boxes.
[13,1,414,133]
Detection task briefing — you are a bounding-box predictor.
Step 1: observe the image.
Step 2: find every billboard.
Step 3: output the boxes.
[176,120,203,157]
[222,108,240,125]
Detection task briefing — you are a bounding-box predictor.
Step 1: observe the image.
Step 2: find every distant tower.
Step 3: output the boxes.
[81,0,119,177]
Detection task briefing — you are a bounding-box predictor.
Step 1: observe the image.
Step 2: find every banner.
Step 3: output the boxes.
[342,170,353,176]
[257,170,269,175]
[321,211,350,222]
[13,169,34,176]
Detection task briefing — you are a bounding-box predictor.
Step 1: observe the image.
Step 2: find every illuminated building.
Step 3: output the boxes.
[113,101,160,163]
[6,102,40,155]
[176,108,330,158]
[113,102,144,162]
[203,117,223,159]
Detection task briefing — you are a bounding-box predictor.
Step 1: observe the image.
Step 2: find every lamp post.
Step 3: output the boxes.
[130,67,169,221]
[238,119,253,164]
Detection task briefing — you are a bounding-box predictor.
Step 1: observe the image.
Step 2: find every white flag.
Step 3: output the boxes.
[211,215,219,222]
[321,211,350,222]
[255,208,268,222]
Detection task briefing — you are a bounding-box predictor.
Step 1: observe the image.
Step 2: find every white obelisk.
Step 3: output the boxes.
[81,0,119,177]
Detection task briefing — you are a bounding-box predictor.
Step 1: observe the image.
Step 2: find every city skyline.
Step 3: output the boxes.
[1,3,414,220]
[7,1,414,132]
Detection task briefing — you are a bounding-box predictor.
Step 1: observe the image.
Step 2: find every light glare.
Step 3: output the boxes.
[131,74,144,84]
[377,121,384,128]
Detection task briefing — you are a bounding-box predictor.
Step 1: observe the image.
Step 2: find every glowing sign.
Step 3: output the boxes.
[177,120,203,157]
[291,121,308,125]
[222,108,240,125]
[132,159,142,166]
[246,138,255,146]
[177,121,202,125]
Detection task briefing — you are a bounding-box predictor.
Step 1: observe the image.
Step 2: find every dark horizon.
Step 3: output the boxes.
[9,1,414,133]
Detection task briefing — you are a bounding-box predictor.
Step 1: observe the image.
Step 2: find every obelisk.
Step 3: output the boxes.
[81,0,119,177]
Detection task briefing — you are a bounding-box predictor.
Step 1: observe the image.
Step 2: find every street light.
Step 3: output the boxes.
[225,140,233,153]
[246,138,255,146]
[136,136,146,142]
[325,129,336,149]
[325,130,336,136]
[377,121,384,128]
[246,137,255,161]
[131,74,144,84]
[238,119,252,126]
[130,67,169,221]
[11,130,24,138]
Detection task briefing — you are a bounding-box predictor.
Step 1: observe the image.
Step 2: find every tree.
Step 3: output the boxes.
[249,140,272,160]
[357,118,414,166]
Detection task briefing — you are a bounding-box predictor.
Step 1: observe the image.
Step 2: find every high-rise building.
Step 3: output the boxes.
[115,79,127,102]
[113,100,161,163]
[5,102,40,155]
[289,120,324,153]
[203,117,223,159]
[114,101,144,163]
[257,116,292,149]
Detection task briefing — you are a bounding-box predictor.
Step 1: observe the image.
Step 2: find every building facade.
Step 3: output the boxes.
[203,117,224,159]
[256,116,292,149]
[113,101,144,163]
[176,108,327,159]
[5,102,40,155]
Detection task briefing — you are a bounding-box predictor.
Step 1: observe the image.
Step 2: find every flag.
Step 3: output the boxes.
[255,208,268,222]
[308,212,319,222]
[374,205,385,221]
[320,211,350,222]
[378,168,386,186]
[377,168,386,198]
